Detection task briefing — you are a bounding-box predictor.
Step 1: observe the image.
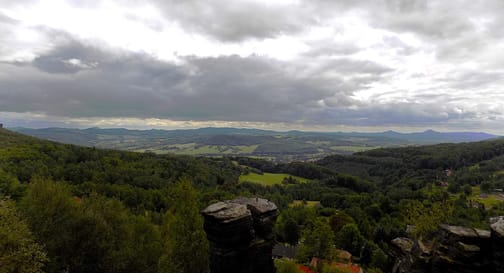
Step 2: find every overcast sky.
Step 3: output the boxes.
[1,0,503,132]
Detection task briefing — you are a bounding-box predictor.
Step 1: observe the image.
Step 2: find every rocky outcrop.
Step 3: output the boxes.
[430,225,492,273]
[491,216,504,273]
[202,197,279,273]
[390,217,504,273]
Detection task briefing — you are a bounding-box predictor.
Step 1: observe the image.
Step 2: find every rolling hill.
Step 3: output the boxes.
[11,127,499,161]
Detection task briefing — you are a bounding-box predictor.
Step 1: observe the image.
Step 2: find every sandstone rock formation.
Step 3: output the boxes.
[491,216,504,273]
[202,197,279,273]
[390,217,504,273]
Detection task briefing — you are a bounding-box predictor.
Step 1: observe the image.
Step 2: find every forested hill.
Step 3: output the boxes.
[0,127,242,197]
[2,127,504,273]
[0,127,244,273]
[12,126,499,162]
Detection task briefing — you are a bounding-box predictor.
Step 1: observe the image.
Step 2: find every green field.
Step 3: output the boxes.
[239,172,310,185]
[136,143,259,155]
[470,186,504,209]
[289,200,321,208]
[329,145,376,153]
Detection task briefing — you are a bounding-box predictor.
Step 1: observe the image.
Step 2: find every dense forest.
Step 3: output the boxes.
[2,127,504,273]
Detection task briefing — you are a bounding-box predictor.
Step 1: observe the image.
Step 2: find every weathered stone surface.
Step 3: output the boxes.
[203,201,251,222]
[491,216,504,273]
[390,237,431,273]
[457,242,480,252]
[202,197,279,273]
[390,220,504,273]
[491,216,504,238]
[391,237,413,253]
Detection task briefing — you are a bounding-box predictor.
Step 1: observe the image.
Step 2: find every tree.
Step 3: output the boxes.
[403,200,453,238]
[159,178,209,273]
[275,212,300,245]
[0,168,24,199]
[297,218,335,262]
[0,198,47,273]
[480,181,492,193]
[369,246,388,270]
[463,184,473,196]
[19,178,82,273]
[335,223,365,255]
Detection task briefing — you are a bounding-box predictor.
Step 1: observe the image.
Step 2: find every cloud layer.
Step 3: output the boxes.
[1,0,504,132]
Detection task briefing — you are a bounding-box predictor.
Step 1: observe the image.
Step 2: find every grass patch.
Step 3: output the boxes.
[470,186,504,209]
[289,200,320,208]
[150,144,259,155]
[329,146,376,153]
[239,172,310,186]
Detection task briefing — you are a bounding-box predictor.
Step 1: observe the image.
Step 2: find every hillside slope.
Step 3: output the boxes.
[12,127,499,161]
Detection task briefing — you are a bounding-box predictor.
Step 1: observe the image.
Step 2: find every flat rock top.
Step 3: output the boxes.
[202,201,251,221]
[440,224,491,239]
[490,216,504,238]
[231,197,278,214]
[391,237,414,253]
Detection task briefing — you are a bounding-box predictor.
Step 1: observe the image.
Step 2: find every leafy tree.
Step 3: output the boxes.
[275,213,300,245]
[403,200,453,238]
[329,211,355,234]
[0,198,47,273]
[369,246,388,270]
[463,184,473,196]
[159,178,209,273]
[283,217,301,245]
[335,223,365,255]
[297,218,335,262]
[480,181,493,193]
[19,178,82,273]
[0,168,24,199]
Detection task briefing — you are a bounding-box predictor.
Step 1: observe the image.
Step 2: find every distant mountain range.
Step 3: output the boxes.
[11,127,500,161]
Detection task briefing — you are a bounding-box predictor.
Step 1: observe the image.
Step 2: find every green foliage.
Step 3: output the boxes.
[370,246,388,270]
[4,128,504,273]
[0,198,47,273]
[335,223,365,256]
[403,200,453,238]
[318,264,352,273]
[275,206,316,245]
[329,211,355,234]
[19,178,81,273]
[19,179,164,273]
[297,218,335,262]
[274,258,301,273]
[480,181,493,193]
[463,184,473,196]
[159,178,209,273]
[0,167,24,199]
[239,172,310,185]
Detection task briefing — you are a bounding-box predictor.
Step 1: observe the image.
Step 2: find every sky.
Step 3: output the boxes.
[1,0,504,133]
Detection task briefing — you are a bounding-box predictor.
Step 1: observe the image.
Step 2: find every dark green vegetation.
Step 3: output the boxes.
[1,127,504,273]
[13,127,498,162]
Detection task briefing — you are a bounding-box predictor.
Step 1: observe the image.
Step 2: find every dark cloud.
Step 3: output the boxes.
[2,0,504,131]
[0,40,393,125]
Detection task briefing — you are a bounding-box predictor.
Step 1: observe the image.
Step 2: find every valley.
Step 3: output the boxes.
[12,127,499,162]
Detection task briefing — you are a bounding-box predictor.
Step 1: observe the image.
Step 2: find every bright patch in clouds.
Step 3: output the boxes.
[1,0,504,133]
